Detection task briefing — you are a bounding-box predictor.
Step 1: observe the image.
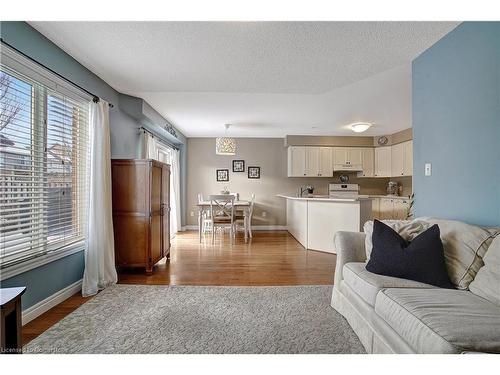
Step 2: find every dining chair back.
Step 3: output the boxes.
[208,194,236,244]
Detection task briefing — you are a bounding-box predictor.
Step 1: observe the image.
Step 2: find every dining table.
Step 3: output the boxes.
[196,199,251,242]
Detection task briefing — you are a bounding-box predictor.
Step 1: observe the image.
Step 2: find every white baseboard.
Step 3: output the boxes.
[22,279,82,325]
[183,225,288,231]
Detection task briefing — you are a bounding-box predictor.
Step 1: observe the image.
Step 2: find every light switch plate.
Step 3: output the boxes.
[425,163,432,176]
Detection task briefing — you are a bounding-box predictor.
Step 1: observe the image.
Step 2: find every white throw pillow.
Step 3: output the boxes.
[363,219,432,260]
[469,235,500,306]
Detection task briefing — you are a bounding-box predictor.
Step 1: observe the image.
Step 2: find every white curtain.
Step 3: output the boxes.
[144,132,157,159]
[142,130,182,235]
[170,149,181,234]
[82,101,118,297]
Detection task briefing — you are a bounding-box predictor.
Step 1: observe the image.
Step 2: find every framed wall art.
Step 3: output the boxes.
[248,166,260,179]
[216,169,229,182]
[232,160,245,172]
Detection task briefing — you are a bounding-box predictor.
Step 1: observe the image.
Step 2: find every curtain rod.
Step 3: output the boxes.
[140,127,179,150]
[1,38,114,108]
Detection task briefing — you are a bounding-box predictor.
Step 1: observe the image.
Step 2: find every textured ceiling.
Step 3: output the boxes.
[30,21,459,136]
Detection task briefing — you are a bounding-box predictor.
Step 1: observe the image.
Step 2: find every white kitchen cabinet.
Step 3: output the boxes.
[287,146,307,177]
[333,147,348,166]
[403,141,413,176]
[374,146,392,177]
[391,142,404,177]
[357,147,375,177]
[347,148,363,166]
[393,198,410,220]
[306,147,333,177]
[379,198,394,220]
[333,147,363,170]
[288,146,333,177]
[305,147,319,177]
[318,147,333,177]
[391,141,413,177]
[374,197,410,220]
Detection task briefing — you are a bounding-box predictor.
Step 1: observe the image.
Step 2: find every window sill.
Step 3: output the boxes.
[0,242,85,281]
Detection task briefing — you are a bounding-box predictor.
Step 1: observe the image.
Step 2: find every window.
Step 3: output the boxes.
[0,47,90,269]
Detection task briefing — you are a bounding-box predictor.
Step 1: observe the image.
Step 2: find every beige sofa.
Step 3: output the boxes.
[331,218,500,354]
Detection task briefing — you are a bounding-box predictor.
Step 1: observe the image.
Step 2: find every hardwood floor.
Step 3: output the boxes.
[22,230,336,345]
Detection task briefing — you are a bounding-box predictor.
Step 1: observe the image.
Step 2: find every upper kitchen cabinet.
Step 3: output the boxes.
[374,146,391,177]
[357,147,375,177]
[317,147,333,177]
[306,146,333,177]
[333,147,363,171]
[305,147,319,176]
[287,146,307,177]
[403,140,413,176]
[391,140,413,177]
[287,146,333,177]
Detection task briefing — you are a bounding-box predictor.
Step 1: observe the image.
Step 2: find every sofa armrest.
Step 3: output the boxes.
[334,231,367,287]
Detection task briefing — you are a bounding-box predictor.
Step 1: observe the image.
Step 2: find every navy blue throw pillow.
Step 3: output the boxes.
[366,220,454,289]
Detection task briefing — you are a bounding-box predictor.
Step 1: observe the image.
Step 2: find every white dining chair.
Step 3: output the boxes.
[209,194,236,244]
[198,193,212,235]
[235,193,255,240]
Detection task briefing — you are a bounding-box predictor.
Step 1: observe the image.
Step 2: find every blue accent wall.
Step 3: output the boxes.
[0,22,187,309]
[412,22,500,227]
[1,252,84,310]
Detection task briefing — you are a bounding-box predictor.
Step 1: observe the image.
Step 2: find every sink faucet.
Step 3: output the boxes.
[299,185,314,197]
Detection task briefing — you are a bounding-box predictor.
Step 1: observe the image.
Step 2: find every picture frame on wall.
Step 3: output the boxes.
[232,160,245,172]
[248,166,260,179]
[216,169,229,182]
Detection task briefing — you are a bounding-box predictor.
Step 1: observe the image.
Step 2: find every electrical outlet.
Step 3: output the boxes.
[190,211,194,217]
[262,211,267,218]
[425,163,432,176]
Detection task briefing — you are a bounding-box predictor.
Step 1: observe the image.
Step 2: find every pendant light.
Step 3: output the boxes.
[216,124,236,155]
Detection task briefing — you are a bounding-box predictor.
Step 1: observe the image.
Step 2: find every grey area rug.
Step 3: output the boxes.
[25,285,364,354]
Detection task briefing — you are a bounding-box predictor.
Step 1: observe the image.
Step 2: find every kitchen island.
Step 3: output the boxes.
[277,195,373,254]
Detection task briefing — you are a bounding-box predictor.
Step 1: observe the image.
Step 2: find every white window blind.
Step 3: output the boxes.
[0,52,90,268]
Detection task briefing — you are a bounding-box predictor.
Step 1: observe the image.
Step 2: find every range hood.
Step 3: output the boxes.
[333,163,363,172]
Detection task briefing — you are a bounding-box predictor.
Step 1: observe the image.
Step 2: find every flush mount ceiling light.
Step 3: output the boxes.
[350,122,373,133]
[216,124,236,155]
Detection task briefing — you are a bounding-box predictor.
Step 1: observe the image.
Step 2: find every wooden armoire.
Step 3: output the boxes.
[111,159,171,274]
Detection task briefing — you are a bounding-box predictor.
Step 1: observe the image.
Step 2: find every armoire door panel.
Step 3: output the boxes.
[111,161,149,213]
[150,164,162,213]
[150,214,162,264]
[112,215,149,266]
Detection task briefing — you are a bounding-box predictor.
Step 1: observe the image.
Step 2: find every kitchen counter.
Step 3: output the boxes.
[277,194,373,202]
[369,195,412,200]
[278,194,372,254]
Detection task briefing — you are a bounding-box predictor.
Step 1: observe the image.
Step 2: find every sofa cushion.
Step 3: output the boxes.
[375,288,500,353]
[366,220,454,288]
[343,262,436,307]
[363,219,431,260]
[422,218,500,289]
[469,235,500,306]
